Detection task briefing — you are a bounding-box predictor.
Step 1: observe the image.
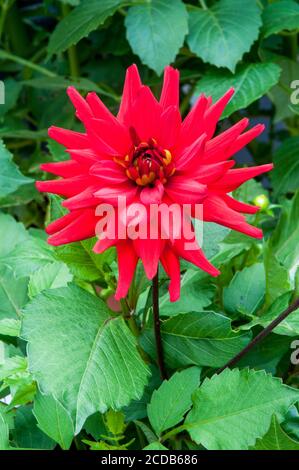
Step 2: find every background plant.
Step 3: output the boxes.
[0,0,299,451]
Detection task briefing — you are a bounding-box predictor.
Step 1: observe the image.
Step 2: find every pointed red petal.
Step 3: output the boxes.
[115,241,138,300]
[161,247,181,302]
[160,66,180,110]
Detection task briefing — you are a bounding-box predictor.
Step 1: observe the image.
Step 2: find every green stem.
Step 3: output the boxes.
[160,424,188,443]
[152,270,167,380]
[0,49,57,77]
[61,3,80,77]
[199,0,208,9]
[288,32,298,62]
[0,0,11,42]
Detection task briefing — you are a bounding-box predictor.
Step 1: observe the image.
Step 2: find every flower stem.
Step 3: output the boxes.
[152,269,167,380]
[217,296,299,374]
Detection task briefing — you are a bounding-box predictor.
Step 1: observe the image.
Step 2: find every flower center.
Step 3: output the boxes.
[124,138,175,187]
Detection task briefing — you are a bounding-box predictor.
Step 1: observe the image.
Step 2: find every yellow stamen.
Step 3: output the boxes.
[113,157,127,168]
[163,149,172,166]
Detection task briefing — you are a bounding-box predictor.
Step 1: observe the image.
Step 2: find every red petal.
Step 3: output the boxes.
[158,105,181,149]
[222,194,259,214]
[40,160,83,178]
[134,238,164,280]
[173,237,220,277]
[203,195,263,238]
[175,133,207,170]
[178,94,209,149]
[227,124,265,157]
[191,160,234,183]
[117,64,143,124]
[90,161,128,184]
[36,176,92,197]
[204,118,249,162]
[48,126,88,149]
[47,209,97,245]
[160,66,180,110]
[203,88,234,139]
[93,237,116,254]
[115,241,138,300]
[130,86,162,142]
[211,164,273,192]
[45,211,78,235]
[161,247,181,302]
[166,176,207,204]
[67,87,92,123]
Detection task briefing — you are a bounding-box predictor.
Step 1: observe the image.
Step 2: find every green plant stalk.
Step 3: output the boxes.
[61,3,80,78]
[4,1,30,57]
[152,270,167,380]
[0,49,57,77]
[217,296,299,373]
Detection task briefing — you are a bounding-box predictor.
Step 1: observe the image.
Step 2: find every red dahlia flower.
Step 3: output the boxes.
[36,65,272,302]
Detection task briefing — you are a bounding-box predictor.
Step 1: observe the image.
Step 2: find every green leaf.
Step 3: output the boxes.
[223,263,266,318]
[12,406,56,450]
[195,63,281,119]
[187,0,262,72]
[0,265,28,320]
[0,411,9,450]
[270,192,299,273]
[0,79,22,118]
[0,212,29,258]
[262,1,299,38]
[140,311,251,368]
[159,270,215,317]
[6,236,56,279]
[33,392,74,450]
[264,245,291,307]
[143,442,168,450]
[252,415,299,450]
[48,0,123,55]
[272,137,299,197]
[0,139,33,198]
[0,318,21,337]
[201,222,230,260]
[21,285,150,433]
[242,292,299,337]
[185,368,299,450]
[125,0,188,75]
[147,367,200,436]
[28,261,73,298]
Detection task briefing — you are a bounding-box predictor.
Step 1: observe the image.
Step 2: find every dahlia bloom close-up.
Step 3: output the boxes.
[36,65,273,302]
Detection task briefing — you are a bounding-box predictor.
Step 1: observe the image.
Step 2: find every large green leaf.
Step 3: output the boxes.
[33,392,74,450]
[0,265,28,320]
[272,137,299,197]
[187,0,262,72]
[12,406,56,450]
[223,263,265,318]
[140,311,251,369]
[185,368,299,450]
[252,415,299,450]
[0,139,33,198]
[0,318,21,337]
[0,411,9,450]
[28,261,73,298]
[0,212,29,258]
[262,1,299,38]
[22,285,150,433]
[195,63,281,119]
[159,270,215,317]
[147,367,200,436]
[48,0,123,55]
[125,0,188,75]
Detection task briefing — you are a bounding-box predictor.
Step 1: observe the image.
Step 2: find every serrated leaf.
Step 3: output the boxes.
[48,0,123,55]
[242,292,299,337]
[159,270,215,317]
[195,62,281,119]
[125,0,188,75]
[147,367,200,436]
[0,318,21,337]
[185,368,299,450]
[12,406,56,450]
[252,415,299,450]
[187,0,262,72]
[21,285,150,433]
[223,263,266,318]
[0,139,33,198]
[0,212,29,258]
[0,265,28,320]
[28,261,73,298]
[272,137,299,197]
[262,1,299,38]
[33,392,74,450]
[140,311,251,369]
